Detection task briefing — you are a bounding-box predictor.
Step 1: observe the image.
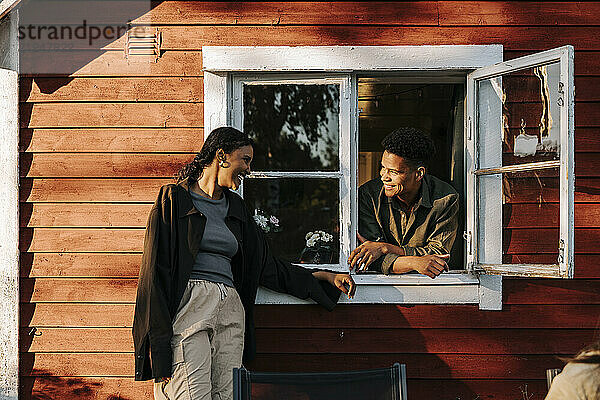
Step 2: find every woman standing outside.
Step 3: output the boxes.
[545,340,600,400]
[132,127,356,400]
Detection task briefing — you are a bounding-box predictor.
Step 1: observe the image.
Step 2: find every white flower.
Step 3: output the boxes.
[253,214,268,230]
[305,230,334,247]
[253,209,282,233]
[307,237,318,247]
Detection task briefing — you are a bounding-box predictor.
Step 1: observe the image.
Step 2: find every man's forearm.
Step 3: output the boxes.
[390,256,421,274]
[382,243,405,256]
[398,244,449,257]
[389,253,450,278]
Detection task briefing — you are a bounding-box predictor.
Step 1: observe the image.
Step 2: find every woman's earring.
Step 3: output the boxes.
[219,158,230,168]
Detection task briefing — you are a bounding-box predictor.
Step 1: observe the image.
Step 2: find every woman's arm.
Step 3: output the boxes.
[244,204,356,305]
[312,271,356,298]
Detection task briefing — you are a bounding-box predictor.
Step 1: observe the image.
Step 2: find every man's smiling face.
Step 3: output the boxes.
[380,150,422,200]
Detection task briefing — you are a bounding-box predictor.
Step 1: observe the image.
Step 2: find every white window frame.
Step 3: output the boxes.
[203,45,576,310]
[0,8,19,400]
[231,74,354,272]
[466,46,575,279]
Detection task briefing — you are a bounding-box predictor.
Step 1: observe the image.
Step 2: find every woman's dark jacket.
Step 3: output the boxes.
[132,178,341,381]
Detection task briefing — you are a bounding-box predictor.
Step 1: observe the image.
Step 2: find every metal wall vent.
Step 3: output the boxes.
[125,27,162,61]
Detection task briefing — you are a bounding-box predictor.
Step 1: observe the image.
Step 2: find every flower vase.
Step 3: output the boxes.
[299,245,332,264]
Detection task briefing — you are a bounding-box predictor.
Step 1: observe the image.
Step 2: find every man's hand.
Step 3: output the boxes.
[401,254,450,278]
[348,233,404,272]
[348,240,388,272]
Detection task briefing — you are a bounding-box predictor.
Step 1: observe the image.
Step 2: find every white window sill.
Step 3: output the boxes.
[352,272,477,285]
[256,272,501,309]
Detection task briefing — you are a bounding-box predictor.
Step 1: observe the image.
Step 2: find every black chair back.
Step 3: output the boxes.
[233,363,407,400]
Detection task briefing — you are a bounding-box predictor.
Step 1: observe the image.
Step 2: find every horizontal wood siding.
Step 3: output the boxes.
[18,2,600,400]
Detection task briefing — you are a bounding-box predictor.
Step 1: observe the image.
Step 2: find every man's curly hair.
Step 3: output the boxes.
[381,127,435,170]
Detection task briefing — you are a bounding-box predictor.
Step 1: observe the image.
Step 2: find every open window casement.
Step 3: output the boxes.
[466,46,574,278]
[230,74,355,273]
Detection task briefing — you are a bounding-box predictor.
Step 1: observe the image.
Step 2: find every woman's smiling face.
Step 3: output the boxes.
[217,145,253,190]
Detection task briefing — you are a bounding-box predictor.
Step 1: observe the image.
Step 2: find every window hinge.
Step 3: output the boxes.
[557,82,565,107]
[466,117,473,141]
[471,264,484,273]
[558,239,565,264]
[463,231,472,256]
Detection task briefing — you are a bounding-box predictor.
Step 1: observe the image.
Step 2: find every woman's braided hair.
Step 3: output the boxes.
[176,127,254,183]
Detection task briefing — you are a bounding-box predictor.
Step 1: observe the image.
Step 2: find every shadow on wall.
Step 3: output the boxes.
[247,304,479,400]
[19,370,134,400]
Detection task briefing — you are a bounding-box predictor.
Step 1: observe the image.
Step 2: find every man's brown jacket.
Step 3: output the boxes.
[359,175,459,274]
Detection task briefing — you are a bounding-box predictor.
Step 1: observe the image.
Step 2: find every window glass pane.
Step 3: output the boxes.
[477,168,559,265]
[477,62,561,169]
[243,84,340,171]
[243,178,340,264]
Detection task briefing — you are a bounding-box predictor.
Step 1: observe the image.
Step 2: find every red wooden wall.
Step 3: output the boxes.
[18,2,600,399]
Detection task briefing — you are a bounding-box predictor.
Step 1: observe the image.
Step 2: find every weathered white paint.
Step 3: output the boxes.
[479,264,560,277]
[468,46,571,81]
[465,71,477,271]
[256,273,481,304]
[0,8,17,69]
[257,281,479,304]
[560,46,575,278]
[352,273,478,286]
[203,45,524,307]
[0,0,20,21]
[474,160,560,175]
[468,46,575,280]
[203,71,228,135]
[478,275,502,311]
[203,46,503,72]
[349,75,358,255]
[0,9,19,400]
[472,73,503,277]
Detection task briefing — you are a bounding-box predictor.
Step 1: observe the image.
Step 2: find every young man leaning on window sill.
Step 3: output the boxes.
[349,127,459,279]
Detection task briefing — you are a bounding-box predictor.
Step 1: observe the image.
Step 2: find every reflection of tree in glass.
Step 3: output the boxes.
[244,178,339,264]
[243,84,339,171]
